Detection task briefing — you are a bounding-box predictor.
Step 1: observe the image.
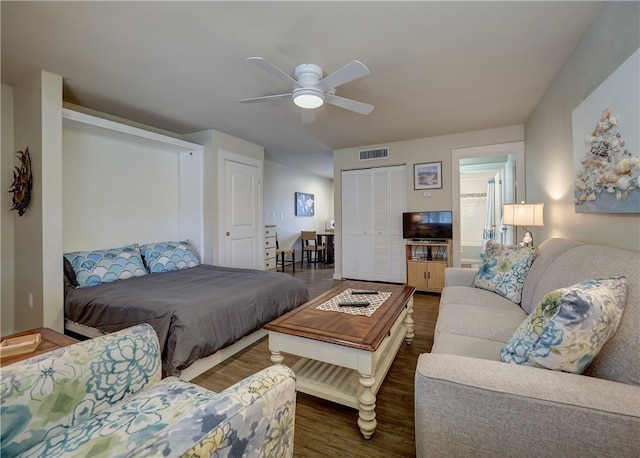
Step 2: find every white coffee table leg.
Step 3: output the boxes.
[270,350,284,365]
[404,300,414,345]
[357,373,377,439]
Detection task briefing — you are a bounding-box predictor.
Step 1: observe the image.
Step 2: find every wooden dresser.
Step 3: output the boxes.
[264,225,277,270]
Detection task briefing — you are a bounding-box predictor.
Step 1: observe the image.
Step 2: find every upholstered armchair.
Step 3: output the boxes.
[1,324,296,457]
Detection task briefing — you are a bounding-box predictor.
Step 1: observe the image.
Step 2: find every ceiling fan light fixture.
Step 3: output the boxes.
[292,88,324,109]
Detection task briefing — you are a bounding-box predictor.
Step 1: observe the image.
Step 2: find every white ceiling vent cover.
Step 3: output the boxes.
[359,147,389,161]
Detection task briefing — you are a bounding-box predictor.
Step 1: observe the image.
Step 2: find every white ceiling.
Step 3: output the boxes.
[1,1,603,178]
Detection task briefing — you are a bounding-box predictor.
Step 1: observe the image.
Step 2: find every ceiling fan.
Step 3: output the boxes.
[238,57,374,117]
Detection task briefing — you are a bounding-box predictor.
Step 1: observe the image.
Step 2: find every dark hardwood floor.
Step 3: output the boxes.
[192,263,440,458]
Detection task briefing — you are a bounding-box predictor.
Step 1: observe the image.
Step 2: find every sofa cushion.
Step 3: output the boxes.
[20,377,220,457]
[435,303,527,343]
[440,285,520,312]
[500,277,627,374]
[432,332,504,361]
[519,238,584,314]
[473,240,538,304]
[523,243,639,386]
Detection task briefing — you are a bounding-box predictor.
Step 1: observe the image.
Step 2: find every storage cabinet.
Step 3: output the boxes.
[405,240,451,293]
[342,166,406,283]
[264,225,276,270]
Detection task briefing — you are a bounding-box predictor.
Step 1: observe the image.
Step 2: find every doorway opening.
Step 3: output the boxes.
[451,142,525,267]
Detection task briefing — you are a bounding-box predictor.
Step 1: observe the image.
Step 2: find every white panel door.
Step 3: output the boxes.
[221,155,261,269]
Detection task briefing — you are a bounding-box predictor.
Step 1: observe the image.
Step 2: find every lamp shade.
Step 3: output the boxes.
[503,203,544,227]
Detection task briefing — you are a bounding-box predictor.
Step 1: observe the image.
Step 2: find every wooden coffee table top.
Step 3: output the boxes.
[264,281,415,352]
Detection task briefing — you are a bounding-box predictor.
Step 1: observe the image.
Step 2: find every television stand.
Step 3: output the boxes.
[405,240,452,293]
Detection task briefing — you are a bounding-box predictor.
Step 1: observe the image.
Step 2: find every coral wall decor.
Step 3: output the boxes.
[572,49,639,213]
[9,147,33,216]
[574,107,638,210]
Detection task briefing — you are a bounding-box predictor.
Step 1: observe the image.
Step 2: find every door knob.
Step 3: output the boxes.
[226,231,230,236]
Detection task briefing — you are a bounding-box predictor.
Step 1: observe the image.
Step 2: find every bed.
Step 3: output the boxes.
[64,262,309,379]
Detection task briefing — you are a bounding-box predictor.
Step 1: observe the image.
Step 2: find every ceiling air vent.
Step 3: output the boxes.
[359,147,389,161]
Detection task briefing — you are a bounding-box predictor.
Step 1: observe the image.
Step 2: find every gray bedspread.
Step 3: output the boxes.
[64,265,309,376]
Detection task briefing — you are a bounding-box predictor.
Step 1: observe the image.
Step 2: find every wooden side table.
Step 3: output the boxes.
[0,328,78,367]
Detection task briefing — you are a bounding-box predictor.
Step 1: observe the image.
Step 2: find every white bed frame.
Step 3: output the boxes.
[64,319,267,381]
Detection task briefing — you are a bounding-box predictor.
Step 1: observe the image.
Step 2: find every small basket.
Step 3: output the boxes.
[0,333,42,358]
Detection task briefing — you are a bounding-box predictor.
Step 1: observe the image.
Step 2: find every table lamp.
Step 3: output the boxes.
[503,202,544,246]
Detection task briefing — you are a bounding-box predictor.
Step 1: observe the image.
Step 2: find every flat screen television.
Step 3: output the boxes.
[402,211,453,240]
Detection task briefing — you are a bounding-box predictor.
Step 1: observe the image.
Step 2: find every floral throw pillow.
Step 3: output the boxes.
[64,244,148,288]
[500,277,627,374]
[140,240,200,273]
[473,240,538,303]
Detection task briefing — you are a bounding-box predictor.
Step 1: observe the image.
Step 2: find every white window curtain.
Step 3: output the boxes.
[480,178,496,257]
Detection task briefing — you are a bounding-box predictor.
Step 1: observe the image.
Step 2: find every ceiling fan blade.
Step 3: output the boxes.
[325,93,374,115]
[238,93,292,103]
[247,57,301,89]
[315,61,370,92]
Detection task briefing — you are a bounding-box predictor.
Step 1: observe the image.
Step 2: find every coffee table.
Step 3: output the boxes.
[264,281,415,439]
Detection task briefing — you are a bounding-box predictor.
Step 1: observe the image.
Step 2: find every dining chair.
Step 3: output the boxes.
[301,231,326,266]
[275,234,295,272]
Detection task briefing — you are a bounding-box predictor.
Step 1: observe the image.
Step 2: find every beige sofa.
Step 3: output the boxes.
[415,238,639,457]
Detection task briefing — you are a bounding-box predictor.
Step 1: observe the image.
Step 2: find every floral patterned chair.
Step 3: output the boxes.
[1,324,296,457]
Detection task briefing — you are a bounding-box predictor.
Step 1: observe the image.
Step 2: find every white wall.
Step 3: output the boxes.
[333,125,524,278]
[525,1,640,251]
[13,70,64,333]
[184,129,264,265]
[263,159,334,260]
[62,131,181,251]
[1,84,16,336]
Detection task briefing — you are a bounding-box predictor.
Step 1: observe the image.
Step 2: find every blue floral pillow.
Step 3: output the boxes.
[140,240,200,273]
[501,277,627,374]
[64,244,148,288]
[473,240,538,303]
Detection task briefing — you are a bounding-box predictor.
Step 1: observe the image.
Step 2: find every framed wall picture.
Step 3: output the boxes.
[414,162,442,190]
[571,48,639,213]
[295,192,315,216]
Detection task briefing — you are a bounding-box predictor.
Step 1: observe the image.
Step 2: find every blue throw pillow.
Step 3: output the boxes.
[501,277,627,374]
[64,244,148,288]
[473,240,538,304]
[140,240,200,273]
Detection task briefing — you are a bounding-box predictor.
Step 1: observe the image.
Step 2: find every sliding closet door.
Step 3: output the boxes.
[342,165,406,283]
[388,166,407,283]
[372,169,390,282]
[342,169,374,280]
